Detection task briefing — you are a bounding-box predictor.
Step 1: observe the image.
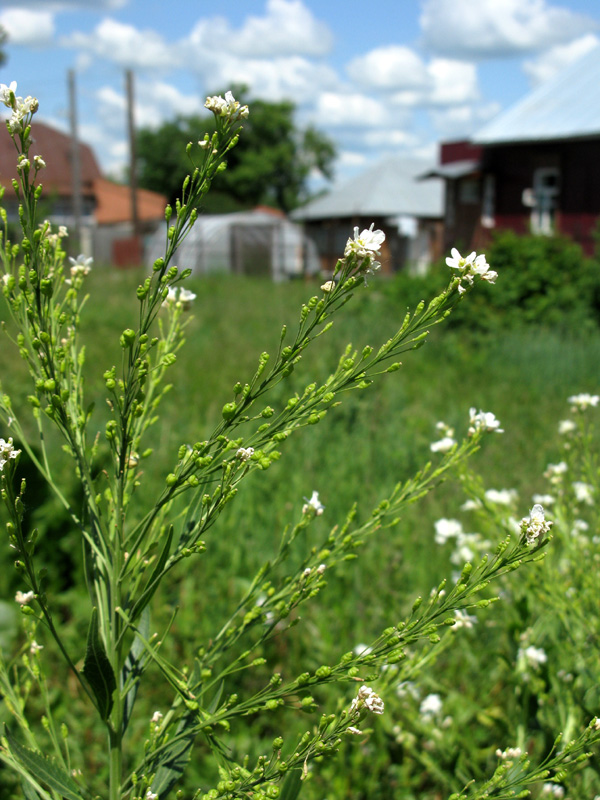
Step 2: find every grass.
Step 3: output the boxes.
[2,267,600,797]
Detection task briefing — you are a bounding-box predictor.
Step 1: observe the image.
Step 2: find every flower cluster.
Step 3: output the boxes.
[468,408,503,436]
[350,684,385,716]
[69,254,93,278]
[430,421,456,453]
[236,446,255,462]
[520,504,552,546]
[567,392,599,411]
[446,247,497,294]
[0,437,21,472]
[343,223,385,277]
[15,590,34,606]
[0,81,39,135]
[302,490,324,516]
[163,286,197,310]
[205,90,249,121]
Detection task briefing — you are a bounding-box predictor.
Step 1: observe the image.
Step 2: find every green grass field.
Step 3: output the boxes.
[1,267,599,798]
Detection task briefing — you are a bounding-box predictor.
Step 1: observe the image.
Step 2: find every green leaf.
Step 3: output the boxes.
[5,727,84,800]
[81,607,116,721]
[21,780,43,800]
[280,769,304,800]
[147,713,196,796]
[122,607,151,734]
[129,526,174,625]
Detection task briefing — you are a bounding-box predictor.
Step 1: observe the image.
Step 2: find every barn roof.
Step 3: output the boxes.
[292,156,443,221]
[0,120,101,194]
[474,44,600,145]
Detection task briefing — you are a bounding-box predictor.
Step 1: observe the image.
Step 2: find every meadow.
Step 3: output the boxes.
[2,264,599,798]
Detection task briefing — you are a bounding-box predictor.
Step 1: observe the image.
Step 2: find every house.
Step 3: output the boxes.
[427,45,600,255]
[292,157,444,275]
[0,121,167,265]
[144,206,320,281]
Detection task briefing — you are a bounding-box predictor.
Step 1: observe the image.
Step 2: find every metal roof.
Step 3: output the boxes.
[420,159,480,179]
[474,44,600,145]
[292,156,443,221]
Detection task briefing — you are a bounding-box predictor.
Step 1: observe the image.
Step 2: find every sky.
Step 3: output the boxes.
[1,0,599,187]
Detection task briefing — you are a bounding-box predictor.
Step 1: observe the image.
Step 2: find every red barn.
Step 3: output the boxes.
[426,44,600,256]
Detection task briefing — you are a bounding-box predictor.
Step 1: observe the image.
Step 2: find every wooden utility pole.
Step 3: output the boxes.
[68,69,82,247]
[126,69,140,242]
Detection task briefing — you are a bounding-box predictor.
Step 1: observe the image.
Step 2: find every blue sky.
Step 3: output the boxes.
[1,0,599,185]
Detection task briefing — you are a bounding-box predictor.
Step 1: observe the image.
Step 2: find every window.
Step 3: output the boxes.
[530,167,560,235]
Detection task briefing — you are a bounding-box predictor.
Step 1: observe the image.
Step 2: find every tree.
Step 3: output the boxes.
[0,25,9,67]
[136,88,335,213]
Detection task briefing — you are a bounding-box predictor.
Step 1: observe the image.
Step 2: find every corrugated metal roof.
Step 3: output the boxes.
[474,44,600,145]
[292,156,443,220]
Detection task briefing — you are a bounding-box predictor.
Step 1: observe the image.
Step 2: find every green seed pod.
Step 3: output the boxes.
[222,402,237,420]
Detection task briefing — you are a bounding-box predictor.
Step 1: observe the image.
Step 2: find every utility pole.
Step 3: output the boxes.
[125,69,140,248]
[68,69,82,248]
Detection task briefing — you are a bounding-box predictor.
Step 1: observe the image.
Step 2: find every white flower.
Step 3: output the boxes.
[30,641,43,654]
[236,446,254,462]
[484,488,518,506]
[430,436,456,453]
[0,437,21,471]
[320,280,335,293]
[0,81,17,107]
[69,254,93,278]
[460,498,482,511]
[419,693,442,719]
[146,792,158,800]
[350,684,384,715]
[468,408,503,436]
[396,681,420,700]
[151,711,163,724]
[568,392,599,410]
[544,462,568,484]
[346,726,363,735]
[33,155,46,170]
[542,783,564,798]
[434,518,463,545]
[316,563,326,574]
[15,590,35,606]
[519,645,547,669]
[179,288,196,308]
[163,286,196,309]
[302,490,324,516]
[446,248,496,289]
[520,504,552,545]
[531,493,555,506]
[558,418,576,435]
[572,481,594,505]
[453,609,477,629]
[496,746,522,760]
[205,91,249,120]
[354,643,373,657]
[343,223,385,275]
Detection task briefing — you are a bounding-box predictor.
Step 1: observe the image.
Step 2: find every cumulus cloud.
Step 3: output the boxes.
[420,0,595,59]
[430,100,502,138]
[523,33,600,85]
[14,1,126,9]
[346,46,429,89]
[390,59,480,107]
[0,8,55,46]
[314,92,389,127]
[63,18,178,70]
[187,0,333,59]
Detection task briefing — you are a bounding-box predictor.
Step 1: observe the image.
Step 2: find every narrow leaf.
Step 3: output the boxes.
[147,713,196,796]
[81,607,116,721]
[280,769,304,800]
[122,607,151,734]
[129,526,174,624]
[21,780,44,800]
[5,727,84,800]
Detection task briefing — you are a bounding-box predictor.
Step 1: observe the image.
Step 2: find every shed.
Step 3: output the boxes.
[292,157,444,274]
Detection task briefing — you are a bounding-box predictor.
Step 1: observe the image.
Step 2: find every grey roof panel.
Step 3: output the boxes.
[293,156,444,220]
[474,44,600,145]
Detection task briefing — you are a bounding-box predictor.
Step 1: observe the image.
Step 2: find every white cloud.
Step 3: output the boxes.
[362,129,420,148]
[391,59,480,107]
[315,92,389,127]
[186,0,332,59]
[134,81,204,128]
[523,33,600,85]
[0,8,55,46]
[346,46,429,89]
[420,0,595,59]
[63,18,178,70]
[430,100,501,138]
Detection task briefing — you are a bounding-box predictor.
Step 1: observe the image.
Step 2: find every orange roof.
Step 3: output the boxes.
[93,177,167,225]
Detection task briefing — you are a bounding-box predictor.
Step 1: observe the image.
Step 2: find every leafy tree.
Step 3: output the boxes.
[136,88,335,212]
[0,25,8,67]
